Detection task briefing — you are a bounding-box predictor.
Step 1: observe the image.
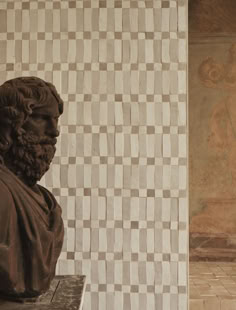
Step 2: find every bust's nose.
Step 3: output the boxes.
[49,128,60,138]
[46,119,60,138]
[46,128,60,138]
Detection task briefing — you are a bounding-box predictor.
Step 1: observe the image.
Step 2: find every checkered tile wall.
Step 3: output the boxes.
[0,0,188,309]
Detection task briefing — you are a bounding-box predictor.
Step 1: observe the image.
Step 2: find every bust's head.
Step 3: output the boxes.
[0,77,63,186]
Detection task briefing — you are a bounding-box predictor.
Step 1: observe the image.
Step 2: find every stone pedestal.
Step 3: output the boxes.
[0,275,86,310]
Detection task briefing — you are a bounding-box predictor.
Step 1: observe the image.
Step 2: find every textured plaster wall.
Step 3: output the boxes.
[0,1,188,309]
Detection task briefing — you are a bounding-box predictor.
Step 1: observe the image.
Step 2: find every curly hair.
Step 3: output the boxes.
[0,76,64,135]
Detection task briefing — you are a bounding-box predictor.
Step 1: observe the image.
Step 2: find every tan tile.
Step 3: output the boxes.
[224,285,236,295]
[190,294,202,299]
[220,279,236,285]
[200,292,217,298]
[216,291,231,297]
[189,299,204,310]
[197,286,211,290]
[194,279,209,285]
[220,295,236,300]
[203,296,221,300]
[221,300,236,310]
[204,299,220,310]
[189,294,203,300]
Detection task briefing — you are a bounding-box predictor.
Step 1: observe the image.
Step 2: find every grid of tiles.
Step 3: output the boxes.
[0,0,188,309]
[190,262,236,310]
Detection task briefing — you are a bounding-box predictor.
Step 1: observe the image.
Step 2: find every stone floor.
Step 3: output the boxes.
[189,262,236,310]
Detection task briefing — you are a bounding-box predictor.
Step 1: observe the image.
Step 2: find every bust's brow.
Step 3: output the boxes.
[32,112,60,118]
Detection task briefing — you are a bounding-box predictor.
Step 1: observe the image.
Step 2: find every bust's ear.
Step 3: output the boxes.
[0,125,12,153]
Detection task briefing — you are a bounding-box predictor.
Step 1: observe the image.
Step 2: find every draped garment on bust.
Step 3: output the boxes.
[0,164,64,297]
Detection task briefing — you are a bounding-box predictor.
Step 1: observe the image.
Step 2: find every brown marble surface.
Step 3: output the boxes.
[190,199,236,261]
[189,0,236,258]
[0,276,86,310]
[190,233,236,262]
[189,0,236,33]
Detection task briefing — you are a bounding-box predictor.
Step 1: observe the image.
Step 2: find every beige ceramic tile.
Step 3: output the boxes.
[189,299,204,310]
[221,300,236,310]
[1,1,188,309]
[204,299,220,310]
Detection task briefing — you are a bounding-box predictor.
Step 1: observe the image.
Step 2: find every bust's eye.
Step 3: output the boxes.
[31,114,45,122]
[30,114,59,124]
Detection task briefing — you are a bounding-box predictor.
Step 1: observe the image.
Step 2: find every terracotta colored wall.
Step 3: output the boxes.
[189,0,236,261]
[0,1,188,309]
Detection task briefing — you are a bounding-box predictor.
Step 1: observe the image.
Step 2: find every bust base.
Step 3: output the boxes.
[0,275,86,310]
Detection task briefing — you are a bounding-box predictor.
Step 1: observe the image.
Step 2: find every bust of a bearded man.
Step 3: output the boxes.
[0,77,64,300]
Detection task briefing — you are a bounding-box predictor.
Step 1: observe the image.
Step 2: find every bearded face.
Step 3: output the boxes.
[5,131,57,186]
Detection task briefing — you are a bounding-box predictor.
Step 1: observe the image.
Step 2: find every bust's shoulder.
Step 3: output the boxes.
[0,167,17,194]
[0,177,15,213]
[37,184,59,207]
[0,173,11,193]
[37,184,53,197]
[0,164,16,186]
[0,166,24,206]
